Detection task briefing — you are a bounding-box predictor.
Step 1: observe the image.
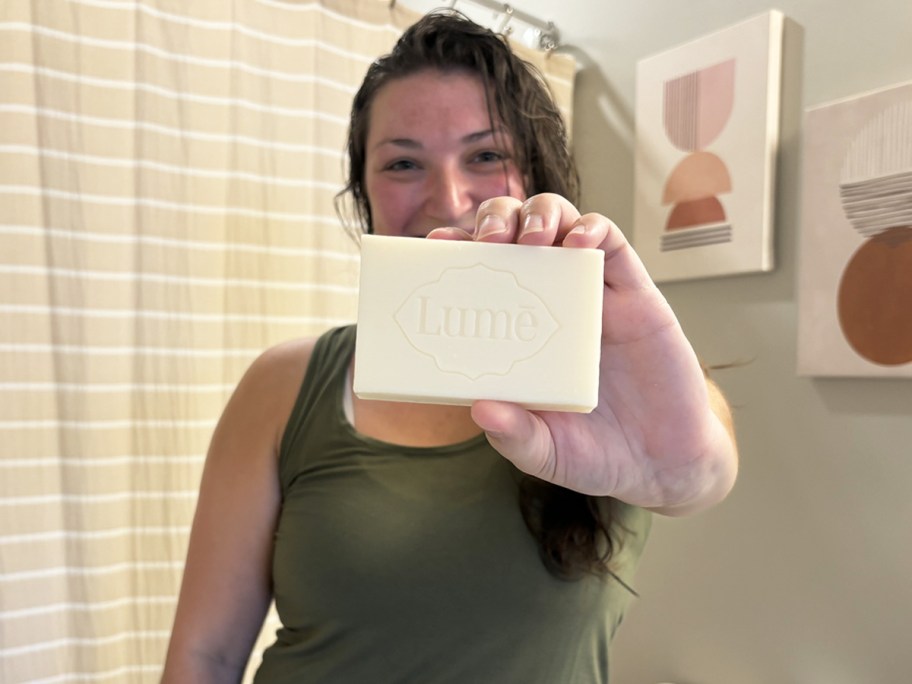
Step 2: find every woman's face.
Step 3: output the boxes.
[363,69,527,237]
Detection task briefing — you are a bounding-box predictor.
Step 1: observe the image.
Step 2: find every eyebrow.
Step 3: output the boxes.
[371,128,501,151]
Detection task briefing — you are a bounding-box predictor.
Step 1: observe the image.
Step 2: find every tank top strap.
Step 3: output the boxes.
[278,325,355,485]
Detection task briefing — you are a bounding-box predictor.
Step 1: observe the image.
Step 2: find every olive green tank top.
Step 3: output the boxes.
[254,325,650,684]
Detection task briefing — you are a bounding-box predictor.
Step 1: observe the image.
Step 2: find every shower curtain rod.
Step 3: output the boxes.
[446,0,560,50]
[388,0,560,50]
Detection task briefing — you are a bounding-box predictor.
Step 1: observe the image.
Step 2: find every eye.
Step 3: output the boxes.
[472,150,506,164]
[384,159,420,172]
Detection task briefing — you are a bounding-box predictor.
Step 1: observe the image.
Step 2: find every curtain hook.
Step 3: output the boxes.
[497,4,514,34]
[542,21,558,53]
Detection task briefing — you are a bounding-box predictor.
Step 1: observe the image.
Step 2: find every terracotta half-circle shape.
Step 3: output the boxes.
[666,196,726,231]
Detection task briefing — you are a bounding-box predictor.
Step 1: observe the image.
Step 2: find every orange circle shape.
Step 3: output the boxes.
[837,226,912,366]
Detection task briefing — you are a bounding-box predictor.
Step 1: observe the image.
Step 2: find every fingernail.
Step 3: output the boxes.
[521,213,544,237]
[477,214,506,240]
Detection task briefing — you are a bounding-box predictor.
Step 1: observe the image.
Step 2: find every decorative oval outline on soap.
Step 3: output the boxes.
[394,263,559,380]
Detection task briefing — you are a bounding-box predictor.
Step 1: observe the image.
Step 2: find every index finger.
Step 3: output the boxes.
[515,193,580,246]
[562,213,654,291]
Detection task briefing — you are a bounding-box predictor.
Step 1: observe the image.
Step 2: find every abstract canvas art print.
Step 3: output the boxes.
[633,11,785,282]
[797,80,912,377]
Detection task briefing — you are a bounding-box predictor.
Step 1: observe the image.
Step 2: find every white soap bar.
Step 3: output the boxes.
[353,234,604,412]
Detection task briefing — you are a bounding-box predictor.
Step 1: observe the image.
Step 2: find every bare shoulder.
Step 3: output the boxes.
[219,337,319,452]
[247,337,317,384]
[242,337,316,389]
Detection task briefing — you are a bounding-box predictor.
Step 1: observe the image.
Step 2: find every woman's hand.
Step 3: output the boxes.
[427,194,738,516]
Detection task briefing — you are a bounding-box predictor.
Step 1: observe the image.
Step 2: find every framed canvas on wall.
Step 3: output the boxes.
[633,10,785,283]
[797,80,912,377]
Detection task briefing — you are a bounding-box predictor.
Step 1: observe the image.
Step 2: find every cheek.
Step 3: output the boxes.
[364,178,411,233]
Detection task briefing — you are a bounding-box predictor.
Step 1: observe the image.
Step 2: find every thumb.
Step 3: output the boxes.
[471,400,556,480]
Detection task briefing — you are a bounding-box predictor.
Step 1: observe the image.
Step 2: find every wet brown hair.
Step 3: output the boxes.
[337,12,629,584]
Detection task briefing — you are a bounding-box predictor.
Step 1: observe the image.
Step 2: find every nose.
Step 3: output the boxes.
[425,165,476,229]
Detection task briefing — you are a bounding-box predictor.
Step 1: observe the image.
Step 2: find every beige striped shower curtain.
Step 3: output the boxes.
[0,1,576,681]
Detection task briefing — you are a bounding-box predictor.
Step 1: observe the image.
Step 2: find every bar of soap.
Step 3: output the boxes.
[353,234,604,412]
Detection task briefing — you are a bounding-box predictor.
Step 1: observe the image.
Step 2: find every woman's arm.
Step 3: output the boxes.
[161,339,313,683]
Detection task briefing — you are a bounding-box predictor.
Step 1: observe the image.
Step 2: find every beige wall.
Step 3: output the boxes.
[407,0,912,680]
[570,2,912,683]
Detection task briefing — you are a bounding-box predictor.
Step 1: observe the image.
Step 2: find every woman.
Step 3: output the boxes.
[162,12,737,683]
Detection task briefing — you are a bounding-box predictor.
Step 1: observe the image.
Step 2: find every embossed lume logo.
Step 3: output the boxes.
[394,264,559,379]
